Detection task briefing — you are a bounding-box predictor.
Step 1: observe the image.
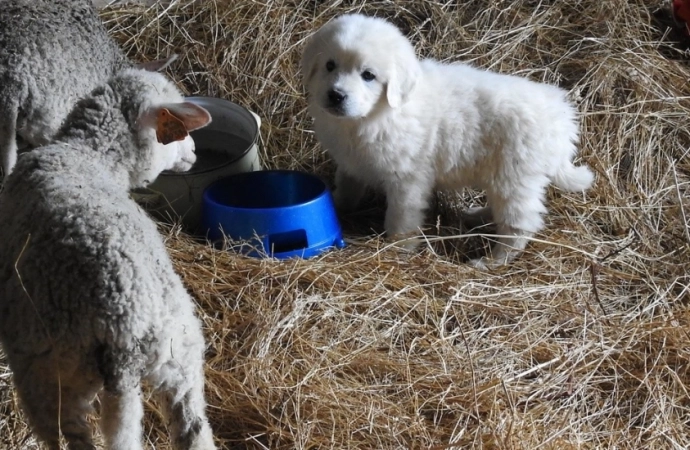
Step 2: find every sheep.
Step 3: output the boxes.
[0,0,176,177]
[0,68,217,450]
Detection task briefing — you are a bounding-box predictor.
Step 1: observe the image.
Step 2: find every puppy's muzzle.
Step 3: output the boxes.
[326,89,348,114]
[328,89,347,104]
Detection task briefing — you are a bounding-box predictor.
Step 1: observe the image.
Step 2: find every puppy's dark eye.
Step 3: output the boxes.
[361,70,376,81]
[326,60,336,72]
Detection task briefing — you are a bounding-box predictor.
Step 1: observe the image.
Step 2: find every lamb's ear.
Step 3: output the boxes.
[150,102,212,145]
[135,54,179,72]
[386,56,421,108]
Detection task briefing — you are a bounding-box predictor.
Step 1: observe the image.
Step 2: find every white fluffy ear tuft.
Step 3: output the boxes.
[139,102,212,145]
[386,57,421,109]
[135,54,179,72]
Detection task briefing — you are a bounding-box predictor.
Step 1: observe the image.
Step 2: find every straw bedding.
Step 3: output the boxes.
[2,0,690,448]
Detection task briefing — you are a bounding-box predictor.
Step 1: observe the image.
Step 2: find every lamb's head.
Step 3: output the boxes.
[116,69,212,187]
[137,102,210,173]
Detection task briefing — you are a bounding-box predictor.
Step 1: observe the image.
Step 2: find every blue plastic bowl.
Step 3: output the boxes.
[202,170,346,259]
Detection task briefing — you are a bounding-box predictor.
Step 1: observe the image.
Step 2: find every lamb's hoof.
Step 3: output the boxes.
[189,423,216,450]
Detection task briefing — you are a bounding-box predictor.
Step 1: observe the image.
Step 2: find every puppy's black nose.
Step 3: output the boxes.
[327,89,347,105]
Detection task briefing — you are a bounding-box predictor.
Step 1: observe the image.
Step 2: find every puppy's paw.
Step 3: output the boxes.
[392,236,421,251]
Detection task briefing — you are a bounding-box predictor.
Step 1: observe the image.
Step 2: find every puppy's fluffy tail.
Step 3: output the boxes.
[552,163,595,192]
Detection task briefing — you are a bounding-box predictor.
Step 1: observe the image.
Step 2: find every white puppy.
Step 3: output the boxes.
[301,13,594,268]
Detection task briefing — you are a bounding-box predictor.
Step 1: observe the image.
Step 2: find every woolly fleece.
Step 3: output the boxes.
[0,69,215,450]
[0,0,128,175]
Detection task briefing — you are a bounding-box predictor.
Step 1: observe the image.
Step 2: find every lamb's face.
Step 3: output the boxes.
[130,126,195,187]
[159,135,197,173]
[133,119,207,187]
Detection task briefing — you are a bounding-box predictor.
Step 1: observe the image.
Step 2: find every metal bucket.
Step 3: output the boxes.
[138,96,261,232]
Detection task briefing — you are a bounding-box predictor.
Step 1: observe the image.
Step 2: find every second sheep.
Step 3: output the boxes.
[0,0,176,176]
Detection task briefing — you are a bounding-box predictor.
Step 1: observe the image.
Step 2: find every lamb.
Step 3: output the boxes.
[0,0,176,177]
[0,68,217,450]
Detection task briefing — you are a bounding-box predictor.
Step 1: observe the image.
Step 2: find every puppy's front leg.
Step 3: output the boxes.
[384,179,433,250]
[332,166,366,212]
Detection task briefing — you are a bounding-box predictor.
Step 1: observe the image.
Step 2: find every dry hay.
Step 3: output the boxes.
[2,0,690,448]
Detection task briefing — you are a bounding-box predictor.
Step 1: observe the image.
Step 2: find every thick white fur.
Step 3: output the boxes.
[302,14,594,268]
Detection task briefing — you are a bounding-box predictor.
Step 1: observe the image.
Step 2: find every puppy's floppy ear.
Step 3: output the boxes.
[300,35,321,88]
[386,52,421,108]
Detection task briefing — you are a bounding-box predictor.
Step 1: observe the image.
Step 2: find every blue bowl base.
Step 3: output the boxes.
[213,235,346,259]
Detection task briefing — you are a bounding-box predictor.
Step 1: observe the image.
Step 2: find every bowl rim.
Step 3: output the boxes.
[202,169,330,212]
[160,96,259,177]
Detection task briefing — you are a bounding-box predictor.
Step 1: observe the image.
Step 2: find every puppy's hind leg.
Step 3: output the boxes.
[332,166,366,212]
[469,182,547,269]
[469,223,533,269]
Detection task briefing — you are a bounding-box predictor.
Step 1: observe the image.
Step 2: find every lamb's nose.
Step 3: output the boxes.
[327,89,346,105]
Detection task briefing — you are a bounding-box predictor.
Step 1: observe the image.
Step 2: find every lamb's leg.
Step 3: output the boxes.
[13,368,61,450]
[12,357,97,450]
[149,322,215,450]
[100,377,145,450]
[469,182,547,269]
[332,166,366,212]
[157,383,215,450]
[0,99,19,177]
[60,385,100,450]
